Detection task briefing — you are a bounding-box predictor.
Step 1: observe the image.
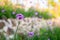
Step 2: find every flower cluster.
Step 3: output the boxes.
[28,32,34,37]
[16,14,24,20]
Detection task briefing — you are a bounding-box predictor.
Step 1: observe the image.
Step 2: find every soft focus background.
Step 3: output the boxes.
[0,0,60,40]
[0,0,60,18]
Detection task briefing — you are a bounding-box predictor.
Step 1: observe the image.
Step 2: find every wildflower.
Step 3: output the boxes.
[28,32,34,37]
[35,12,38,16]
[16,14,24,20]
[47,20,52,25]
[48,22,51,24]
[1,9,5,13]
[12,12,16,14]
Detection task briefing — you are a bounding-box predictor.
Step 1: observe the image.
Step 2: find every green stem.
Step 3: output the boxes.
[13,22,20,40]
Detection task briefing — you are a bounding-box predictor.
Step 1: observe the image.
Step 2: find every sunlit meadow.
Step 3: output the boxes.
[0,0,60,40]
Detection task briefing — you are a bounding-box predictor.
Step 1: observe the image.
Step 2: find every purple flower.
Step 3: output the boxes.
[28,32,34,37]
[49,22,52,24]
[1,9,5,13]
[16,14,24,20]
[35,12,38,15]
[47,21,52,25]
[12,12,16,14]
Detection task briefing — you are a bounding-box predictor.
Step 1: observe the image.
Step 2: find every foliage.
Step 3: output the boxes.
[0,27,60,40]
[0,5,54,19]
[0,32,6,40]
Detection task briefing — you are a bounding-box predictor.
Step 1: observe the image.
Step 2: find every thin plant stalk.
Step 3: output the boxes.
[13,22,20,40]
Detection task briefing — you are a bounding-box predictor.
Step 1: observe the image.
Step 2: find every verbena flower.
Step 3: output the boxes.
[12,12,16,14]
[1,9,5,13]
[35,12,38,16]
[16,14,24,20]
[47,21,52,25]
[48,22,51,24]
[28,32,34,37]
